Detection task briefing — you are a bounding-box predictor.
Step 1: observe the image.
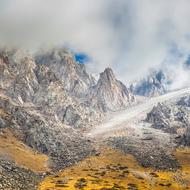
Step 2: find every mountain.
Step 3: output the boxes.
[146,96,190,146]
[0,48,135,189]
[87,68,135,112]
[1,47,190,190]
[0,48,95,166]
[35,48,96,97]
[0,48,134,130]
[0,48,96,189]
[0,48,102,128]
[131,70,172,97]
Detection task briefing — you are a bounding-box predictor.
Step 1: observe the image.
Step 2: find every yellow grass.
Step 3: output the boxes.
[0,128,50,173]
[38,146,190,190]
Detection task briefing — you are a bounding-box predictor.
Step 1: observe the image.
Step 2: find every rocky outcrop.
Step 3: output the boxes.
[0,49,39,102]
[0,48,100,128]
[0,159,40,190]
[0,93,95,170]
[88,68,135,112]
[0,48,99,173]
[0,47,137,189]
[146,100,190,146]
[132,70,172,97]
[147,103,172,131]
[35,48,96,97]
[177,95,190,107]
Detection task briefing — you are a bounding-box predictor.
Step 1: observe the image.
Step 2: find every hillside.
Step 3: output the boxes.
[0,48,135,189]
[0,48,190,190]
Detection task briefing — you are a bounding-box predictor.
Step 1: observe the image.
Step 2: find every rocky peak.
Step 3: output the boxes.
[132,70,172,97]
[0,49,38,102]
[0,48,36,69]
[0,48,100,128]
[147,102,190,135]
[35,48,95,97]
[98,67,116,86]
[89,68,135,112]
[177,95,190,107]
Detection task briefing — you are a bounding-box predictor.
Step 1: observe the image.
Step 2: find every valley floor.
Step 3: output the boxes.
[38,88,190,190]
[38,146,190,190]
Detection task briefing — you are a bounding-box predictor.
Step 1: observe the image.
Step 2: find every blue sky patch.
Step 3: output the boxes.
[75,53,90,64]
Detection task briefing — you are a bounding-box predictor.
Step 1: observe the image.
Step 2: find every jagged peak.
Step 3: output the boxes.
[102,67,115,76]
[51,48,74,60]
[98,67,117,85]
[0,48,35,70]
[35,47,74,64]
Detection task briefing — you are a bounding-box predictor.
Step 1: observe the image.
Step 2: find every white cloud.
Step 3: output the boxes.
[1,0,190,84]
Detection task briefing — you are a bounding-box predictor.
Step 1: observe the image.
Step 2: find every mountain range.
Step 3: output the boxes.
[0,47,190,189]
[0,47,135,189]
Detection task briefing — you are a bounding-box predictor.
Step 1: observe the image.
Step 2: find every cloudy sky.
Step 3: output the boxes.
[1,0,190,83]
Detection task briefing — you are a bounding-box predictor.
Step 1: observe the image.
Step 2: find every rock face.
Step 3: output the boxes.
[0,48,134,150]
[88,68,135,112]
[0,48,97,188]
[132,70,172,97]
[0,49,38,101]
[0,49,134,126]
[0,93,94,170]
[0,48,100,128]
[35,48,96,97]
[0,48,135,189]
[177,95,190,107]
[0,159,40,190]
[146,98,190,146]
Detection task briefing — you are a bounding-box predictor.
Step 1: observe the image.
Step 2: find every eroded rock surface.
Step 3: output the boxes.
[0,159,40,190]
[132,70,172,97]
[147,97,190,146]
[0,48,135,189]
[88,68,135,112]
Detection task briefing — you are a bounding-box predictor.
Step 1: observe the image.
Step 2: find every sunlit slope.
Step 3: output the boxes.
[38,147,190,190]
[0,128,50,173]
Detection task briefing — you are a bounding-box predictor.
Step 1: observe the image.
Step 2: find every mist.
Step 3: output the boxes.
[1,0,190,85]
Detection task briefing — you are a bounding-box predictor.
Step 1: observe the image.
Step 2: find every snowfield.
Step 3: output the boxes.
[88,87,190,137]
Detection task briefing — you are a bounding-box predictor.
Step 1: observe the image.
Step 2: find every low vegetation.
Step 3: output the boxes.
[0,128,50,173]
[38,147,190,190]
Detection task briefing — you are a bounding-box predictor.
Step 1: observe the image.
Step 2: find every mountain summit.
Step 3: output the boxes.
[131,70,172,97]
[89,68,135,111]
[35,48,95,97]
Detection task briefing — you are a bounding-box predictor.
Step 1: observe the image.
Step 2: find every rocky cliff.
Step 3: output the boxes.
[0,48,101,128]
[146,97,190,146]
[87,68,135,112]
[35,48,96,97]
[132,70,172,97]
[0,48,135,189]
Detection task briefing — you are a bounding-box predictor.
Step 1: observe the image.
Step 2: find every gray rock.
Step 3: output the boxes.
[177,95,190,107]
[146,101,190,146]
[0,48,101,128]
[0,47,137,189]
[35,48,96,97]
[132,70,172,97]
[0,159,40,190]
[87,68,135,112]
